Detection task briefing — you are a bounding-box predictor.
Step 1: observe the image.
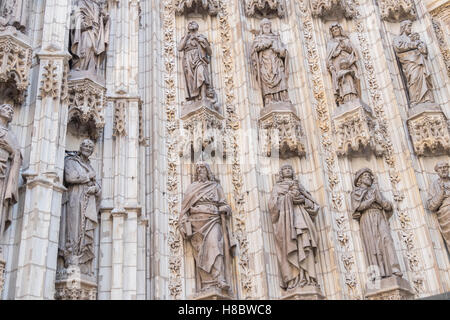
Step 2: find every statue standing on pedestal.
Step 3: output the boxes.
[393,20,434,107]
[179,162,232,294]
[178,21,216,102]
[268,165,320,290]
[59,139,101,276]
[69,0,110,74]
[251,19,290,106]
[0,0,28,33]
[326,23,361,106]
[351,168,403,280]
[0,104,21,240]
[427,162,450,249]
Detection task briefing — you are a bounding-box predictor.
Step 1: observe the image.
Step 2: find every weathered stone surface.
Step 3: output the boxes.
[365,276,414,300]
[244,0,286,18]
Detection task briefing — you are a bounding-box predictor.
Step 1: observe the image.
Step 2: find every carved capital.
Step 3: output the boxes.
[259,105,306,158]
[0,27,32,103]
[55,271,97,300]
[311,0,357,20]
[244,0,286,18]
[407,106,450,156]
[377,0,417,22]
[332,102,383,156]
[67,74,106,141]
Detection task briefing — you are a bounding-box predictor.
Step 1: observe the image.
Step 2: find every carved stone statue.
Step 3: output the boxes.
[394,20,434,108]
[178,21,216,103]
[69,0,110,75]
[58,139,101,276]
[351,168,403,280]
[251,19,290,107]
[326,23,361,106]
[427,162,450,249]
[0,0,28,33]
[268,165,320,290]
[179,162,233,294]
[0,104,21,240]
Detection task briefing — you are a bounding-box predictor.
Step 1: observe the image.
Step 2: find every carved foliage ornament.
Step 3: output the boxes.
[0,257,5,296]
[174,0,220,16]
[311,0,357,20]
[244,0,286,18]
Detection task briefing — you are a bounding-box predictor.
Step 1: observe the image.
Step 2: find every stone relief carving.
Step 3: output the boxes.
[269,165,324,299]
[310,0,357,20]
[251,19,290,108]
[178,21,217,109]
[174,0,220,16]
[58,139,101,281]
[427,162,450,249]
[377,0,417,22]
[179,162,234,298]
[351,168,405,283]
[0,104,21,241]
[69,0,110,76]
[40,60,59,99]
[244,0,285,18]
[326,24,361,107]
[0,0,28,33]
[394,20,434,109]
[113,100,127,137]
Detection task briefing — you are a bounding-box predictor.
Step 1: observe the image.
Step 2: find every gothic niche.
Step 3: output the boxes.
[327,23,381,156]
[56,139,101,300]
[251,19,306,159]
[377,0,417,22]
[178,21,226,160]
[351,168,413,300]
[179,162,235,300]
[269,165,324,300]
[394,20,450,156]
[427,162,450,250]
[310,0,357,20]
[0,0,32,105]
[174,0,220,16]
[244,0,286,18]
[67,0,110,141]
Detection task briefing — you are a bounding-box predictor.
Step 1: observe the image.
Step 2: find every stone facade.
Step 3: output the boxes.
[0,0,448,301]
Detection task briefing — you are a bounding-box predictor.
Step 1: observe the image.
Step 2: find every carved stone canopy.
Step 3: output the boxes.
[377,0,417,22]
[407,104,450,156]
[258,102,306,159]
[311,0,357,20]
[332,101,384,157]
[174,0,220,16]
[0,26,32,104]
[67,72,106,141]
[244,0,286,18]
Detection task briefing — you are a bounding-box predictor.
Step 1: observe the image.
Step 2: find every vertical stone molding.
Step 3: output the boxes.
[244,0,286,18]
[0,26,32,104]
[310,0,357,20]
[377,0,417,22]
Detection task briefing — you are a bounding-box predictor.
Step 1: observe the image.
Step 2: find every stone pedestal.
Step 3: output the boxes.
[281,285,325,300]
[67,71,107,140]
[55,266,97,300]
[189,287,233,300]
[259,102,306,159]
[0,26,32,103]
[332,101,382,156]
[179,100,226,159]
[407,103,450,156]
[365,276,414,300]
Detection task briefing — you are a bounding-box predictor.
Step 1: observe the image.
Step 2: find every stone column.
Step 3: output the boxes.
[14,0,72,300]
[98,0,145,300]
